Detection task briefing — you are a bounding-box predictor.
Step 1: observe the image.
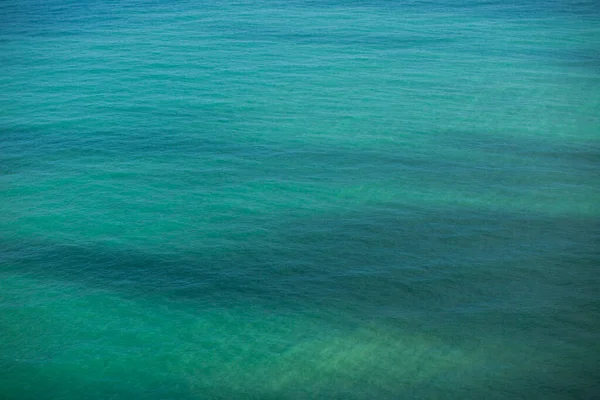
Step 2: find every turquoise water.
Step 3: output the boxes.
[1,0,599,398]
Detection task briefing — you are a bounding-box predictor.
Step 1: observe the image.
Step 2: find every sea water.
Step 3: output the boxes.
[1,0,599,398]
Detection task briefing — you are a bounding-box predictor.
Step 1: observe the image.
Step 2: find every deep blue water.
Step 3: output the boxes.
[1,0,599,398]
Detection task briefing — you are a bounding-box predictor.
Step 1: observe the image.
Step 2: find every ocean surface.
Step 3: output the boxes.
[1,0,599,398]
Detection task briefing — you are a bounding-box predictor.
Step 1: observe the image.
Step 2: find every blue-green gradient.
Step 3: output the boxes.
[1,0,599,398]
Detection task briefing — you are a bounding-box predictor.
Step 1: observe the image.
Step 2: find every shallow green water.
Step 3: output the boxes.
[1,0,599,398]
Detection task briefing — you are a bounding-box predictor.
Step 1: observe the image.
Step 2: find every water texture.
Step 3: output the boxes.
[1,0,599,398]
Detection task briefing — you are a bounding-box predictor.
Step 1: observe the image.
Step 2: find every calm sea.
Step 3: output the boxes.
[1,0,599,398]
